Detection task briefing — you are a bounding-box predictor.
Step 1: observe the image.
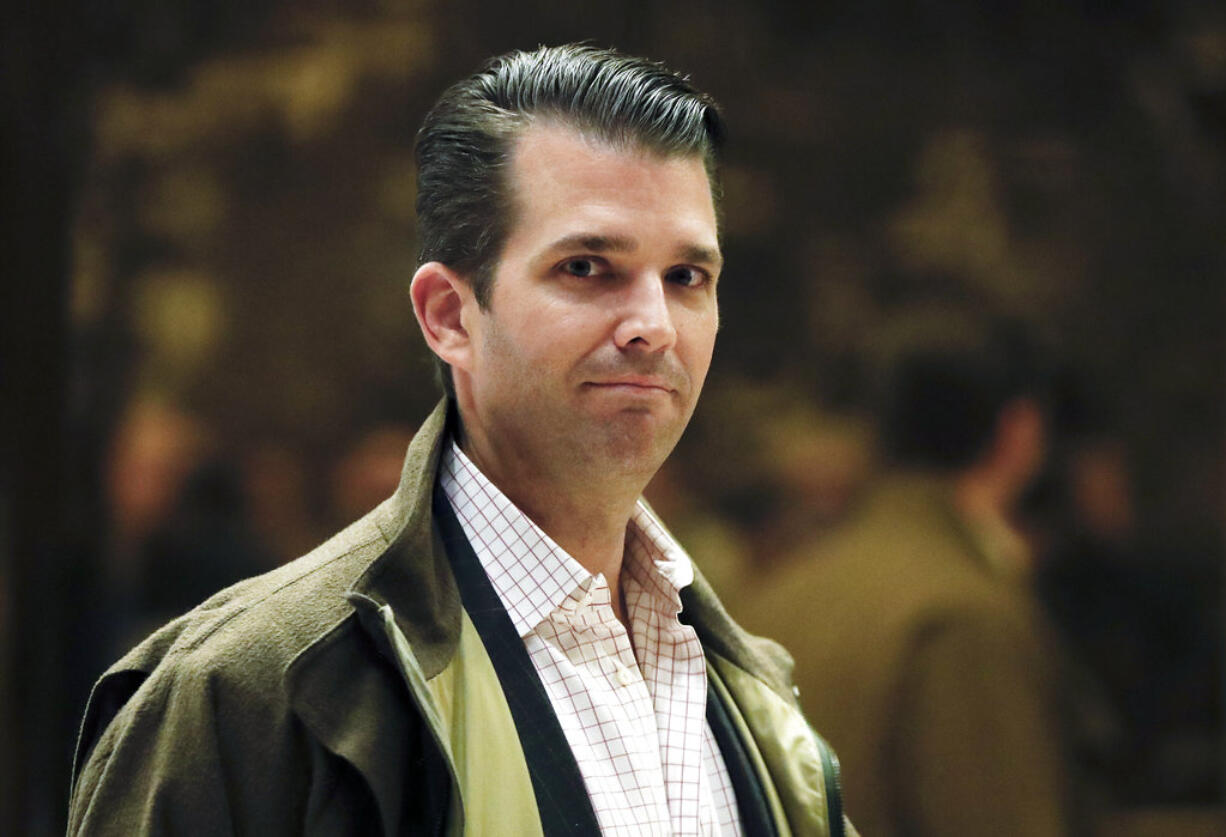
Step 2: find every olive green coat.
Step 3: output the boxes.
[70,401,853,836]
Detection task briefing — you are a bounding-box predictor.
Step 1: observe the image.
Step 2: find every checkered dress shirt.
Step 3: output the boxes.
[441,442,743,836]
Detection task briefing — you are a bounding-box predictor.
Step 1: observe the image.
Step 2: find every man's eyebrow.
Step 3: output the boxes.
[546,234,723,268]
[546,233,638,254]
[678,244,723,269]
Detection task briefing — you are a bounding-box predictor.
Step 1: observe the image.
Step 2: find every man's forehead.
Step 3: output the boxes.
[506,120,717,201]
[503,122,720,251]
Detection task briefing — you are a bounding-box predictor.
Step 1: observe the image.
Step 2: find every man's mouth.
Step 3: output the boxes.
[587,375,675,392]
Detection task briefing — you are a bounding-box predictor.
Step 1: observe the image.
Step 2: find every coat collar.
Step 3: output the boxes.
[347,398,463,679]
[856,470,1026,581]
[284,399,463,836]
[680,569,798,704]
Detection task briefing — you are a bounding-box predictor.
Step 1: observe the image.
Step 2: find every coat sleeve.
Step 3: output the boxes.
[67,655,379,836]
[893,611,1071,837]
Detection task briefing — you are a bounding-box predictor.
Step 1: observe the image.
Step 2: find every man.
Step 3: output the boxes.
[69,45,852,836]
[740,308,1072,836]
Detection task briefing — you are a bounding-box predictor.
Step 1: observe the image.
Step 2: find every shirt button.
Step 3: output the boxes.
[615,663,637,687]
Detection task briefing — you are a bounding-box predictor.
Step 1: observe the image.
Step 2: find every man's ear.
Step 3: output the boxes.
[994,396,1047,481]
[410,261,476,371]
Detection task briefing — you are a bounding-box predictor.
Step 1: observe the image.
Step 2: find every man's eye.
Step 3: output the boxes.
[666,266,708,288]
[562,258,596,277]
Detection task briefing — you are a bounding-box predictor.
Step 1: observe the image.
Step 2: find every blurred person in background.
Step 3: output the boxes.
[103,399,283,655]
[102,398,213,648]
[328,423,418,529]
[132,459,277,630]
[739,305,1075,836]
[1033,376,1221,807]
[67,44,853,836]
[104,398,211,587]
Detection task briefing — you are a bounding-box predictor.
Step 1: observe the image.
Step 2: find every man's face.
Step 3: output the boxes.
[457,122,721,488]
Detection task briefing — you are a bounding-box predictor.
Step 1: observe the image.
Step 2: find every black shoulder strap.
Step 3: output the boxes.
[705,681,778,837]
[815,732,845,837]
[705,678,847,836]
[432,485,600,837]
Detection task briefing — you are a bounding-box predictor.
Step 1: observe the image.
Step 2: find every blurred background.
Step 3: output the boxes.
[2,1,1223,834]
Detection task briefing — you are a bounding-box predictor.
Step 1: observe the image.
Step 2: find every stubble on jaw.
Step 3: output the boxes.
[473,312,691,492]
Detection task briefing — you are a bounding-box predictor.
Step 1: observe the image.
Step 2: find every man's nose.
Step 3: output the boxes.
[613,272,677,352]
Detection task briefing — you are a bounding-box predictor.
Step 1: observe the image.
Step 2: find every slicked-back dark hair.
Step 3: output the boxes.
[414,44,726,397]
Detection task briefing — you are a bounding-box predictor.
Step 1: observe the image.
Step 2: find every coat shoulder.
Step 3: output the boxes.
[70,506,407,834]
[112,505,394,682]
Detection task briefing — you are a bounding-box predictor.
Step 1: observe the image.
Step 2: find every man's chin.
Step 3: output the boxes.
[589,402,681,435]
[591,414,684,469]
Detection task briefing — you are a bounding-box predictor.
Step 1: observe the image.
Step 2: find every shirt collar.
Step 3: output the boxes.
[439,439,694,635]
[625,501,694,611]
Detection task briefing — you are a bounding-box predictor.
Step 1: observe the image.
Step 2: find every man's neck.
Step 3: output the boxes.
[513,485,637,582]
[953,469,1033,576]
[953,466,1011,525]
[456,436,646,622]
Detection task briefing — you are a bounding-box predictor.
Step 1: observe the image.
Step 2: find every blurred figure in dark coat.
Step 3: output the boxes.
[740,307,1076,836]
